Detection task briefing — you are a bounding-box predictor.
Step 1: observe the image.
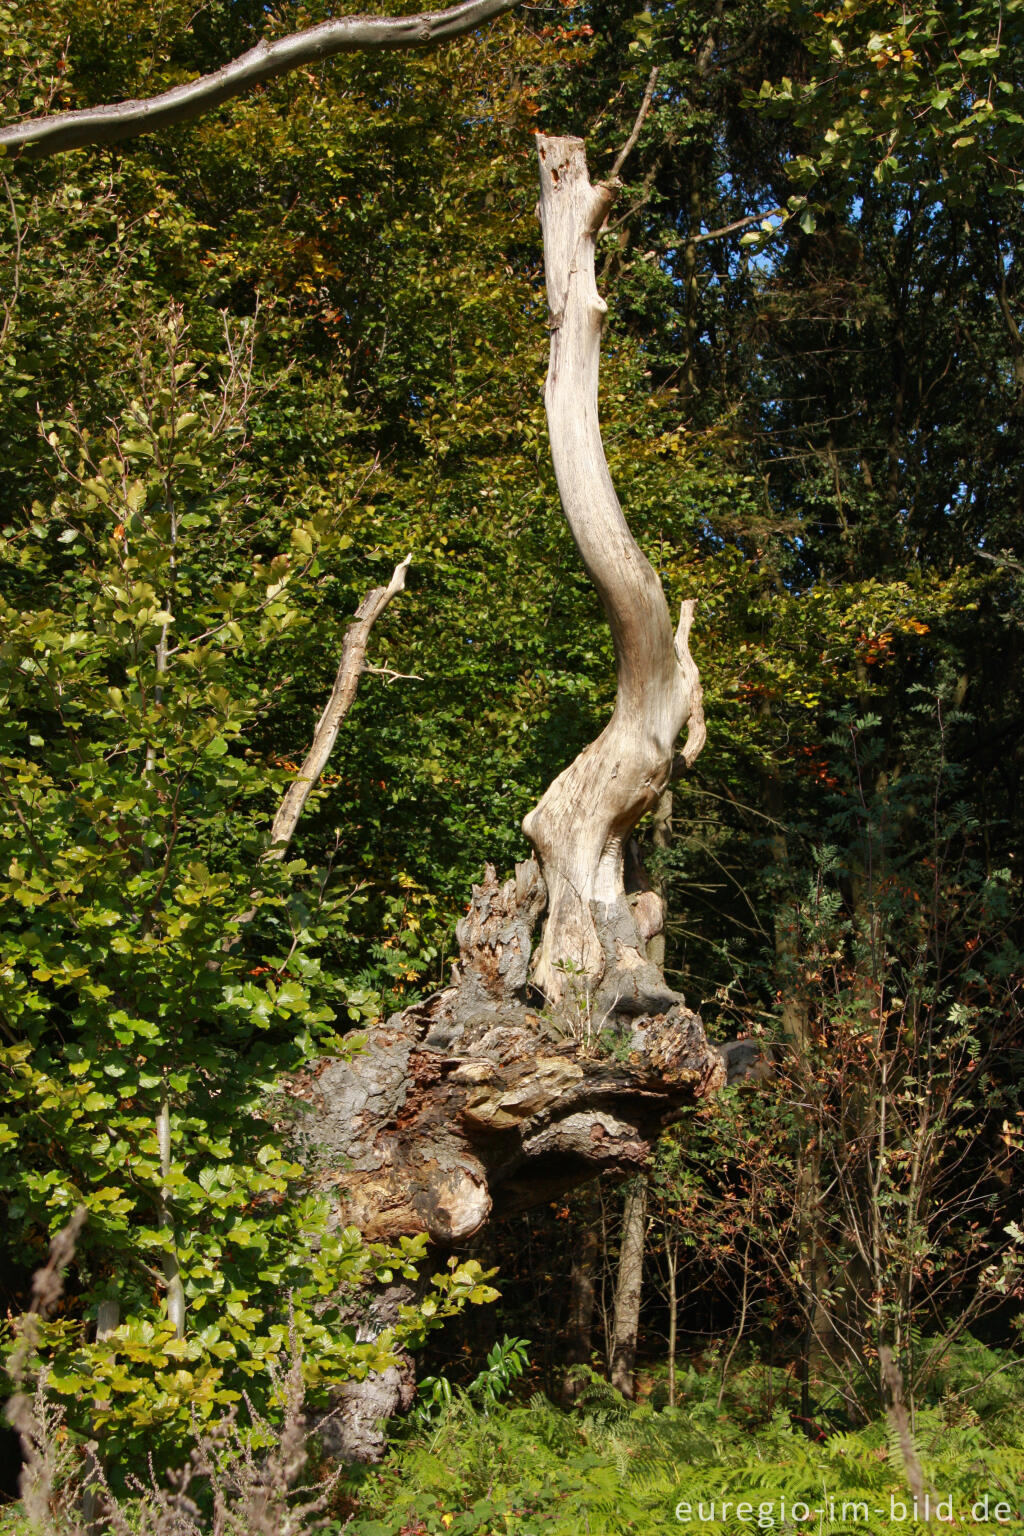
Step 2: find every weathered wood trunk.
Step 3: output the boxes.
[297,860,726,1247]
[296,859,730,1458]
[293,135,747,1461]
[524,135,705,1017]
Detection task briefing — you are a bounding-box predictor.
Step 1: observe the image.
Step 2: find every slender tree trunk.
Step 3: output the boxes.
[717,1220,752,1411]
[561,1186,600,1404]
[146,383,185,1342]
[82,1301,120,1533]
[764,764,833,1398]
[609,1176,649,1398]
[524,135,705,1017]
[156,1096,185,1339]
[666,1230,678,1408]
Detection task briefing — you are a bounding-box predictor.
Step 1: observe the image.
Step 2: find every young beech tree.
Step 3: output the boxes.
[3,4,750,1456]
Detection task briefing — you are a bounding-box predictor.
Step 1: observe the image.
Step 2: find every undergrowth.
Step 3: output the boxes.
[4,1341,1024,1533]
[339,1348,1024,1536]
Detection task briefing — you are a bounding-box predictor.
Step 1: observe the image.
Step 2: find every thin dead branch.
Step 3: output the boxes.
[264,555,412,864]
[607,65,660,183]
[694,207,783,244]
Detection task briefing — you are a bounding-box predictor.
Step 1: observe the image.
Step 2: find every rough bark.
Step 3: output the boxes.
[294,859,742,1458]
[315,1285,417,1465]
[609,1176,648,1398]
[560,1185,600,1405]
[293,862,727,1247]
[0,0,515,160]
[524,135,706,1015]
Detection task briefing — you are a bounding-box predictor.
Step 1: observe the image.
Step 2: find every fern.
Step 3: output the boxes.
[342,1344,1024,1536]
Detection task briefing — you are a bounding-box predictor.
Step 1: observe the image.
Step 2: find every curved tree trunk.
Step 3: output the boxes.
[524,135,705,1015]
[290,135,749,1461]
[2,0,746,1458]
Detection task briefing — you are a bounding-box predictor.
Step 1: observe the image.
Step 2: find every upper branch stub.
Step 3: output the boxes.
[536,134,617,331]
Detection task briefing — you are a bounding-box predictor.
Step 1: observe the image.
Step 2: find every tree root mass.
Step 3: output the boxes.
[294,863,730,1249]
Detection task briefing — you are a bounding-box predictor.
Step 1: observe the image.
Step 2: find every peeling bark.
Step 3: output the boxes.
[295,862,735,1459]
[294,863,728,1249]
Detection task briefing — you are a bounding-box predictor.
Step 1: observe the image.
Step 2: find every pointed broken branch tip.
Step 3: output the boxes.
[263,554,414,865]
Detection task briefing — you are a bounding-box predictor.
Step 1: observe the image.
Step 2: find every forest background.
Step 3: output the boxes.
[1,0,1024,1528]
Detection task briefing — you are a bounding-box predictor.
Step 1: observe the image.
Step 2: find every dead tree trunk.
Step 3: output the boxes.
[295,132,728,1242]
[524,134,705,1018]
[2,0,746,1458]
[292,135,749,1460]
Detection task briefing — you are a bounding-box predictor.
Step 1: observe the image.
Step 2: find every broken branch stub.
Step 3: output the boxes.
[524,135,706,1015]
[265,554,412,864]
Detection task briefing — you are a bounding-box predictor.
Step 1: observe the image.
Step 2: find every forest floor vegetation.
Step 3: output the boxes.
[340,1348,1024,1535]
[4,1343,1024,1535]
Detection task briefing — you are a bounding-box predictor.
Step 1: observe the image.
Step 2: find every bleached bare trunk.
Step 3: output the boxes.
[281,136,744,1463]
[525,135,705,1015]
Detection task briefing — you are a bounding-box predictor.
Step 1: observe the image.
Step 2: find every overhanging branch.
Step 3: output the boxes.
[0,0,516,160]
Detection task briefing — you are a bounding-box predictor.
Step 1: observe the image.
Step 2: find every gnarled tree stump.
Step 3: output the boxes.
[297,861,727,1250]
